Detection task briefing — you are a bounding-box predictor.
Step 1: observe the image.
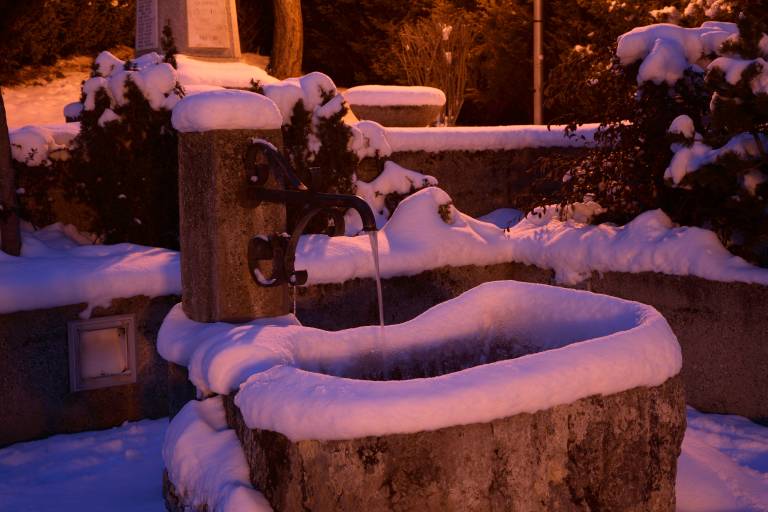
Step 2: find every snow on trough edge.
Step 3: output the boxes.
[157,279,681,441]
[343,85,446,106]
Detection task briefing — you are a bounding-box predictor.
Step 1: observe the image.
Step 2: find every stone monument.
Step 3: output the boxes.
[135,0,241,60]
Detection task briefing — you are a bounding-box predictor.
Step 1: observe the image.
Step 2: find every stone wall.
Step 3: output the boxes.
[296,263,768,423]
[359,147,586,217]
[223,377,685,512]
[0,295,178,447]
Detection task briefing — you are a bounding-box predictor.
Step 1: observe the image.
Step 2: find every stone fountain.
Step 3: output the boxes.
[162,107,686,512]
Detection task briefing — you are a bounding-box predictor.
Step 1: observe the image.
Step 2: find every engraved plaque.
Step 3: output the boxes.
[135,0,159,50]
[187,0,231,49]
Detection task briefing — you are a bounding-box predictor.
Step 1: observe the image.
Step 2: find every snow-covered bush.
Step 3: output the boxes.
[9,124,81,230]
[269,73,434,234]
[69,49,183,248]
[541,1,768,266]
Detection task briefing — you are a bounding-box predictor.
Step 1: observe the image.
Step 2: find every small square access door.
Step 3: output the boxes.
[68,314,137,392]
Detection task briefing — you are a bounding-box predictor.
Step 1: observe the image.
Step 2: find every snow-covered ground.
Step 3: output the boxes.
[0,419,166,512]
[678,409,768,511]
[0,409,765,511]
[3,70,88,128]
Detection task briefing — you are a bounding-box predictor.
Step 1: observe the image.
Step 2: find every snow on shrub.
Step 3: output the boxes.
[10,38,440,246]
[66,50,183,248]
[539,1,768,266]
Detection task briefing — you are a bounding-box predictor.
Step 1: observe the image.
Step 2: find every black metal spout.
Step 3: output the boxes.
[246,140,377,232]
[245,139,378,288]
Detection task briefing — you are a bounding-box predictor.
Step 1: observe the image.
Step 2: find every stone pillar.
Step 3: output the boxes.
[178,129,288,323]
[136,0,241,61]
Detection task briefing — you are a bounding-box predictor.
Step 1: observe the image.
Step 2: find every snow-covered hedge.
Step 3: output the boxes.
[543,4,768,267]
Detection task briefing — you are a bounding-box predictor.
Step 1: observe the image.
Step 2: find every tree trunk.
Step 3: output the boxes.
[0,89,21,256]
[271,0,303,79]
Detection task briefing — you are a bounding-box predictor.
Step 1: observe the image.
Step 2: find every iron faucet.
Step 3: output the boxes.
[245,139,378,287]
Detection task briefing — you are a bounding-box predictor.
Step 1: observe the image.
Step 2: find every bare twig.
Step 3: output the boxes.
[395,6,476,126]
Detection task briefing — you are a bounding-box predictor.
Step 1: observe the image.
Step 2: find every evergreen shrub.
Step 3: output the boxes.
[536,1,768,266]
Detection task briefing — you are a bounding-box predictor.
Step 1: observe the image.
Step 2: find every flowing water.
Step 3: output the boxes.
[368,231,385,330]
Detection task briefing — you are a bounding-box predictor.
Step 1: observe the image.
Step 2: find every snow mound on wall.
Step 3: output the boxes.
[0,223,180,317]
[163,397,272,512]
[348,120,392,159]
[171,90,283,133]
[617,22,737,84]
[297,187,768,287]
[348,161,438,232]
[159,280,680,440]
[175,54,278,89]
[343,85,446,106]
[378,124,598,153]
[5,184,767,316]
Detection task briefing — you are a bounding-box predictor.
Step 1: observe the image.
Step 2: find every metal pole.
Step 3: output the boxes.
[533,0,543,124]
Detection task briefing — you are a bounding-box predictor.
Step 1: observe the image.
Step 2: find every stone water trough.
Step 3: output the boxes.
[162,280,686,511]
[343,85,446,127]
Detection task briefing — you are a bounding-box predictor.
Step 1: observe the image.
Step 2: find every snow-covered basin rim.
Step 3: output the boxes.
[343,85,446,106]
[233,280,682,442]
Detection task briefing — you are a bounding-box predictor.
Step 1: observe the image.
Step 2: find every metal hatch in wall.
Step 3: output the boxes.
[67,314,137,392]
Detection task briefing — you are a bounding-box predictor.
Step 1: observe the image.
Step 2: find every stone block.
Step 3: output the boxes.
[349,104,443,127]
[178,129,288,323]
[225,376,686,511]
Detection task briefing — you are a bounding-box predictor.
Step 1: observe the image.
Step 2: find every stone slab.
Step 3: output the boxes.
[136,0,241,60]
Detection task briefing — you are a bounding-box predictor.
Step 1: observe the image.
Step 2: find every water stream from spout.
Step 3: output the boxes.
[367,231,385,330]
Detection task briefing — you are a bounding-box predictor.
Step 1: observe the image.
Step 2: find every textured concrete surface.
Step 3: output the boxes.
[358,148,587,218]
[591,272,768,423]
[225,376,685,512]
[178,129,289,323]
[296,263,768,423]
[0,295,178,447]
[348,104,443,127]
[297,262,553,331]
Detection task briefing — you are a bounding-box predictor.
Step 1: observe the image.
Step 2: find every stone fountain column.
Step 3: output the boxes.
[177,129,289,323]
